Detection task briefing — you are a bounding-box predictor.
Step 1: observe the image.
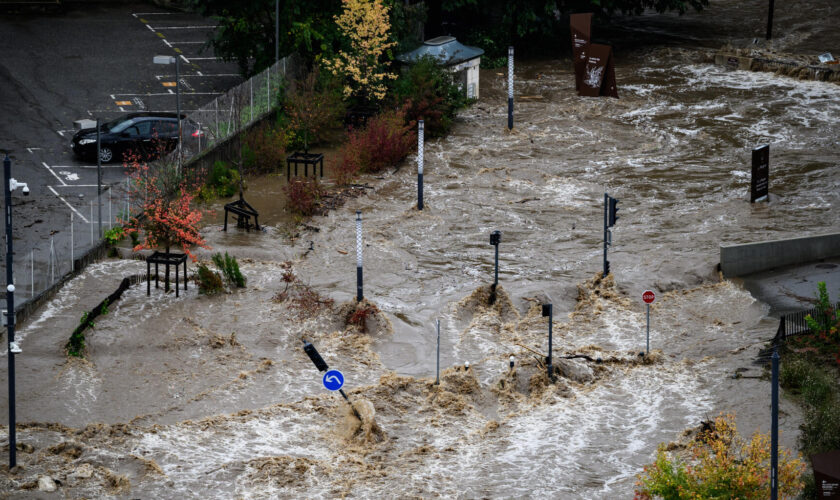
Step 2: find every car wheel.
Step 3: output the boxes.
[99,147,114,163]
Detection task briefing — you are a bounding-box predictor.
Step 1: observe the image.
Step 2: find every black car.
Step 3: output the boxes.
[71,113,185,163]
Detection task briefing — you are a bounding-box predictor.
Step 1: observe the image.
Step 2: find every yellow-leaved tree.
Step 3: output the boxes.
[323,0,396,103]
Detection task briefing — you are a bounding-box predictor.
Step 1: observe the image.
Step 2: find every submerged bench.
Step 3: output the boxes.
[223,195,260,232]
[146,251,188,297]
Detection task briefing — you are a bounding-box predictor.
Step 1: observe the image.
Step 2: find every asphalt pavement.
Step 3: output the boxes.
[0,2,242,298]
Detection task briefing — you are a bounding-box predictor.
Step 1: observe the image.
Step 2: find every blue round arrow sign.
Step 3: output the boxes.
[322,369,345,391]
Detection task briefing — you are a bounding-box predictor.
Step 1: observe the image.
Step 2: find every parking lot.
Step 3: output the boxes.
[0,2,244,295]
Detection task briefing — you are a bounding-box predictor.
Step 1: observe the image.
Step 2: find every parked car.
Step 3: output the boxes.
[71,112,198,163]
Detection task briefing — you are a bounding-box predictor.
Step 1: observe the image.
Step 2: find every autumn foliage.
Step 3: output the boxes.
[123,154,208,260]
[635,413,805,499]
[323,0,397,103]
[336,109,416,184]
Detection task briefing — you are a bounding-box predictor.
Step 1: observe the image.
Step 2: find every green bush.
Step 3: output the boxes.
[104,226,125,246]
[392,55,471,137]
[212,252,246,288]
[196,263,224,295]
[781,353,840,458]
[203,161,241,199]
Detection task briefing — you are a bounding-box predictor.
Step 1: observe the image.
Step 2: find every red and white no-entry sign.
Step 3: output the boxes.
[642,290,655,304]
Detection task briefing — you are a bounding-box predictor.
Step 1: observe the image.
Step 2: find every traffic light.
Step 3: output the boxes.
[608,196,619,227]
[490,230,501,246]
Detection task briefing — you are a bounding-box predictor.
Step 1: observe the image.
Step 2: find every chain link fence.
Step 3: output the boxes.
[183,57,290,163]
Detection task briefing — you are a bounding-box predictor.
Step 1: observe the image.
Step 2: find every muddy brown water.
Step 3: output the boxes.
[2,1,839,497]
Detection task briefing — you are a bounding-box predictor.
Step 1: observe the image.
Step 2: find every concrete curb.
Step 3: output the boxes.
[720,232,840,277]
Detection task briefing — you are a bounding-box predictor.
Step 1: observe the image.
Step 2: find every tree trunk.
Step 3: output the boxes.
[165,243,171,292]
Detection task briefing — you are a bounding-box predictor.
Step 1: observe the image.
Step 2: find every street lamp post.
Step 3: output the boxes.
[153,55,181,175]
[4,155,28,469]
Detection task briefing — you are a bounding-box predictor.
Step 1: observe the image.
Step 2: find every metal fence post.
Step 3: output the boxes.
[771,349,779,500]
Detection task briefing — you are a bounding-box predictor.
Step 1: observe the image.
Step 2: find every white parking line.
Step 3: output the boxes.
[162,39,172,48]
[145,24,155,32]
[149,25,219,29]
[52,165,122,169]
[51,185,102,188]
[26,148,41,153]
[155,73,240,78]
[169,41,205,45]
[41,162,66,186]
[48,186,89,223]
[188,57,224,61]
[180,54,190,64]
[111,92,221,96]
[132,12,172,16]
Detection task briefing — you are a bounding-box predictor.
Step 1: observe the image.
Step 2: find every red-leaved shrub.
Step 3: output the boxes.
[335,109,416,184]
[284,177,325,216]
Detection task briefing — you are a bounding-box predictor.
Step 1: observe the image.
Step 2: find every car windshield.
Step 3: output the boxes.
[101,116,132,133]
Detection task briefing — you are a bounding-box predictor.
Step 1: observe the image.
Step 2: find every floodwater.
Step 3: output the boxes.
[2,0,840,497]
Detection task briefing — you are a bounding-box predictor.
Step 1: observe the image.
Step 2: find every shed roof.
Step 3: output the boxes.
[397,36,484,66]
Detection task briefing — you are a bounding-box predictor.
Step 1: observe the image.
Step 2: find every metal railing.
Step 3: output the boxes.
[773,302,840,344]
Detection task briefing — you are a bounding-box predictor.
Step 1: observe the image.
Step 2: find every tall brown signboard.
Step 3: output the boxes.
[751,144,769,202]
[570,13,592,91]
[579,44,618,98]
[812,450,840,499]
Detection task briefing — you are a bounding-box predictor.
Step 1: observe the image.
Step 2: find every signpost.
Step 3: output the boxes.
[642,290,655,355]
[570,13,593,91]
[302,340,360,420]
[323,369,345,391]
[751,144,769,203]
[580,44,618,98]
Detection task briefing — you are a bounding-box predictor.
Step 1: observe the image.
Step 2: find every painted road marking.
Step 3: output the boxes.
[188,57,224,61]
[133,97,146,109]
[110,94,115,99]
[179,78,193,91]
[26,148,41,153]
[58,171,80,182]
[145,24,155,32]
[52,184,103,188]
[162,39,172,48]
[139,18,148,23]
[161,81,176,87]
[155,73,240,78]
[180,55,190,64]
[41,162,66,186]
[119,107,125,111]
[112,92,221,96]
[132,12,172,16]
[115,100,133,105]
[47,186,89,222]
[169,41,205,45]
[50,165,122,169]
[174,48,182,54]
[149,25,219,30]
[157,32,165,38]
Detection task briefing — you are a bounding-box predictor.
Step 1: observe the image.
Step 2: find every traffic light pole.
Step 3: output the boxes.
[603,193,609,278]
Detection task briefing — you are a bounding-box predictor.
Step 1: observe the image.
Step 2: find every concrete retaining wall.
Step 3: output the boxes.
[720,232,840,277]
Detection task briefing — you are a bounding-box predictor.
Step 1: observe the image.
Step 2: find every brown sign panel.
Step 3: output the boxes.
[570,13,592,91]
[751,144,769,202]
[580,44,618,98]
[813,450,840,499]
